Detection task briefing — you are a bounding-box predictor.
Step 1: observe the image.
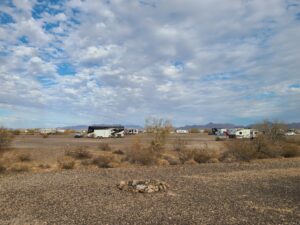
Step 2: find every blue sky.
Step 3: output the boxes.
[0,0,300,128]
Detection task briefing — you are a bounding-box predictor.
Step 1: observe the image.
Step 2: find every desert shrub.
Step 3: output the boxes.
[190,128,200,133]
[65,147,92,159]
[193,148,219,163]
[12,129,21,135]
[126,136,158,165]
[0,161,6,173]
[17,153,31,162]
[42,134,48,138]
[10,163,29,172]
[145,117,172,154]
[0,128,14,154]
[163,155,181,165]
[113,149,124,155]
[178,148,195,163]
[215,136,223,141]
[92,155,114,168]
[173,138,187,151]
[81,159,94,166]
[98,142,111,151]
[279,143,300,158]
[254,120,287,142]
[58,157,75,169]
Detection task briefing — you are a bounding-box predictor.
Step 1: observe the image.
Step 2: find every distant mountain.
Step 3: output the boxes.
[179,122,243,129]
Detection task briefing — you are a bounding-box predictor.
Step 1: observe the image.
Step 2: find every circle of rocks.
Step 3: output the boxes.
[117,179,168,193]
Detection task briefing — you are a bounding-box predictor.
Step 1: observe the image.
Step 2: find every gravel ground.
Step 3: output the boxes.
[0,158,299,225]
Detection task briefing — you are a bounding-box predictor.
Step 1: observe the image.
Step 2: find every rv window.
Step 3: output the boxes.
[239,132,242,135]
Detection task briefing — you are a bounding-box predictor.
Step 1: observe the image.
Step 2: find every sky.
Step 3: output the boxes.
[0,0,300,128]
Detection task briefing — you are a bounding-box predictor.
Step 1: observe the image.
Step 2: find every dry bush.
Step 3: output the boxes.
[189,128,200,133]
[65,147,92,159]
[145,117,172,155]
[178,148,195,164]
[0,161,6,173]
[163,155,181,165]
[12,129,21,135]
[173,137,187,151]
[92,155,115,168]
[42,134,49,138]
[113,149,124,155]
[223,134,299,162]
[17,153,32,162]
[58,157,75,169]
[193,148,219,163]
[126,136,158,165]
[0,128,14,154]
[81,159,94,166]
[98,142,111,151]
[9,163,30,172]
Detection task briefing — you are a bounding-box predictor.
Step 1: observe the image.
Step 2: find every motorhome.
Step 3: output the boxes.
[87,125,125,138]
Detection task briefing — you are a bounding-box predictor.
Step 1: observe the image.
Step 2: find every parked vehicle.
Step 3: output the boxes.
[87,125,125,138]
[74,133,83,138]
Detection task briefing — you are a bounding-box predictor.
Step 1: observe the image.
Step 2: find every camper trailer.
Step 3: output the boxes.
[126,128,139,135]
[235,128,259,139]
[87,125,125,138]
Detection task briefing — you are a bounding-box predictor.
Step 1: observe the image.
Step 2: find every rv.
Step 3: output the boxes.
[235,129,259,139]
[87,125,125,138]
[176,129,189,134]
[126,128,139,135]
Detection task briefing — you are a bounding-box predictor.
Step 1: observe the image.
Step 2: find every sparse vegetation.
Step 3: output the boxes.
[126,136,158,165]
[98,142,111,151]
[173,137,187,151]
[9,163,30,172]
[0,161,6,173]
[17,153,32,162]
[58,157,75,169]
[92,155,115,168]
[0,128,14,154]
[113,149,124,155]
[65,147,93,159]
[189,128,200,133]
[223,122,300,162]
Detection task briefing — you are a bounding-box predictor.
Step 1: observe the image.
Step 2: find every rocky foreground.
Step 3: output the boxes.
[0,158,299,225]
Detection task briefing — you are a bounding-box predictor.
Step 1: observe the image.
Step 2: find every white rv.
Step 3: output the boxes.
[87,125,125,138]
[176,129,189,134]
[126,128,139,135]
[235,129,259,139]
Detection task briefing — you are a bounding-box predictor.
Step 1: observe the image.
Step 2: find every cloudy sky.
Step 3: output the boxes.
[0,0,299,128]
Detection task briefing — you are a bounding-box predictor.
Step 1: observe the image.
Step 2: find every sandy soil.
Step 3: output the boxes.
[0,158,299,224]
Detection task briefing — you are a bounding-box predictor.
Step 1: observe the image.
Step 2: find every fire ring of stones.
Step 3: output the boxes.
[117,179,169,193]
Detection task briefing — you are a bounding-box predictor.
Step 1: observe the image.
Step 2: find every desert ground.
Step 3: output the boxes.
[0,134,299,224]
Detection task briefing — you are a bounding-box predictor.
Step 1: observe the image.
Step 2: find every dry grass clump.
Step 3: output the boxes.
[0,161,6,173]
[38,164,51,169]
[9,163,30,172]
[81,159,94,166]
[98,142,111,151]
[173,137,187,151]
[92,155,115,168]
[0,128,14,154]
[58,157,75,169]
[17,153,32,162]
[113,149,124,155]
[65,147,93,159]
[125,137,159,165]
[193,148,219,163]
[163,155,181,165]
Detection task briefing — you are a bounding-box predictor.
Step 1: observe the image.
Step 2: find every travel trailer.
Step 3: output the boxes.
[126,128,139,135]
[87,125,125,138]
[235,128,259,139]
[176,129,189,134]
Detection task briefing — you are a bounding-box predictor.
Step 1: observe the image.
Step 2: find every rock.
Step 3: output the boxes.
[117,179,168,193]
